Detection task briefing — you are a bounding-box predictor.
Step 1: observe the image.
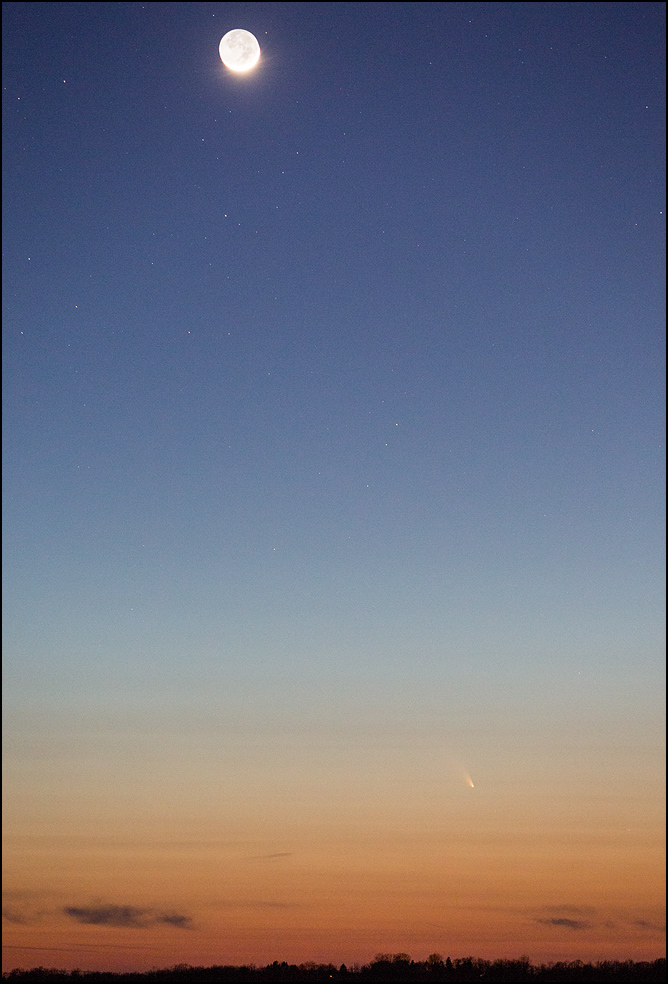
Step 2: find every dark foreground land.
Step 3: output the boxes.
[3,955,666,984]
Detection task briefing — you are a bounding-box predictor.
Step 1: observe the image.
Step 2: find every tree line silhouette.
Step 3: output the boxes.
[3,954,665,984]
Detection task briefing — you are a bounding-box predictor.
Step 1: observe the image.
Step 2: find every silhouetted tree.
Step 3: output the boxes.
[3,956,666,984]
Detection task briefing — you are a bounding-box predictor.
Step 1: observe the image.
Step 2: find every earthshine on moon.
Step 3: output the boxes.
[219,30,261,72]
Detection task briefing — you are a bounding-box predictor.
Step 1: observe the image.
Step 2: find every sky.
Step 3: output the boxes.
[2,0,665,972]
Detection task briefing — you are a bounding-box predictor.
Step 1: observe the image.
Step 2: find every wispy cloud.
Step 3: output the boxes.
[535,913,667,934]
[210,898,299,910]
[3,943,160,952]
[534,904,597,931]
[64,905,192,929]
[64,905,146,928]
[536,917,592,930]
[542,905,597,916]
[634,919,666,933]
[2,889,48,925]
[241,901,296,909]
[157,912,193,928]
[2,908,29,925]
[247,852,293,861]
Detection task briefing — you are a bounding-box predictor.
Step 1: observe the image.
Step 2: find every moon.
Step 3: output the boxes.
[219,30,261,72]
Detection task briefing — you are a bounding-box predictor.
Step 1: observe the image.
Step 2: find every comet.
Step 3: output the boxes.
[449,757,476,788]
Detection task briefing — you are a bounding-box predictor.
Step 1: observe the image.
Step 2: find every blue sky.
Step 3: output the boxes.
[2,2,665,970]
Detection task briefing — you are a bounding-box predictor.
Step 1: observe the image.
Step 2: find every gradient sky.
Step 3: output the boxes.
[2,1,665,972]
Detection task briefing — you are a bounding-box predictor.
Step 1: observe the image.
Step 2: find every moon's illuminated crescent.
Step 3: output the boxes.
[219,30,261,72]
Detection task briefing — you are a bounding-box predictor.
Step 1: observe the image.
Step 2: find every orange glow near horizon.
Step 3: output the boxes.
[3,763,665,972]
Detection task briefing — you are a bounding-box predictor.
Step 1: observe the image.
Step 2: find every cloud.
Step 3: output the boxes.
[3,943,159,953]
[536,917,591,930]
[634,919,666,932]
[157,912,193,929]
[242,901,296,909]
[64,905,192,929]
[2,908,29,925]
[533,905,597,931]
[210,898,299,910]
[541,905,597,916]
[247,852,293,861]
[65,905,148,928]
